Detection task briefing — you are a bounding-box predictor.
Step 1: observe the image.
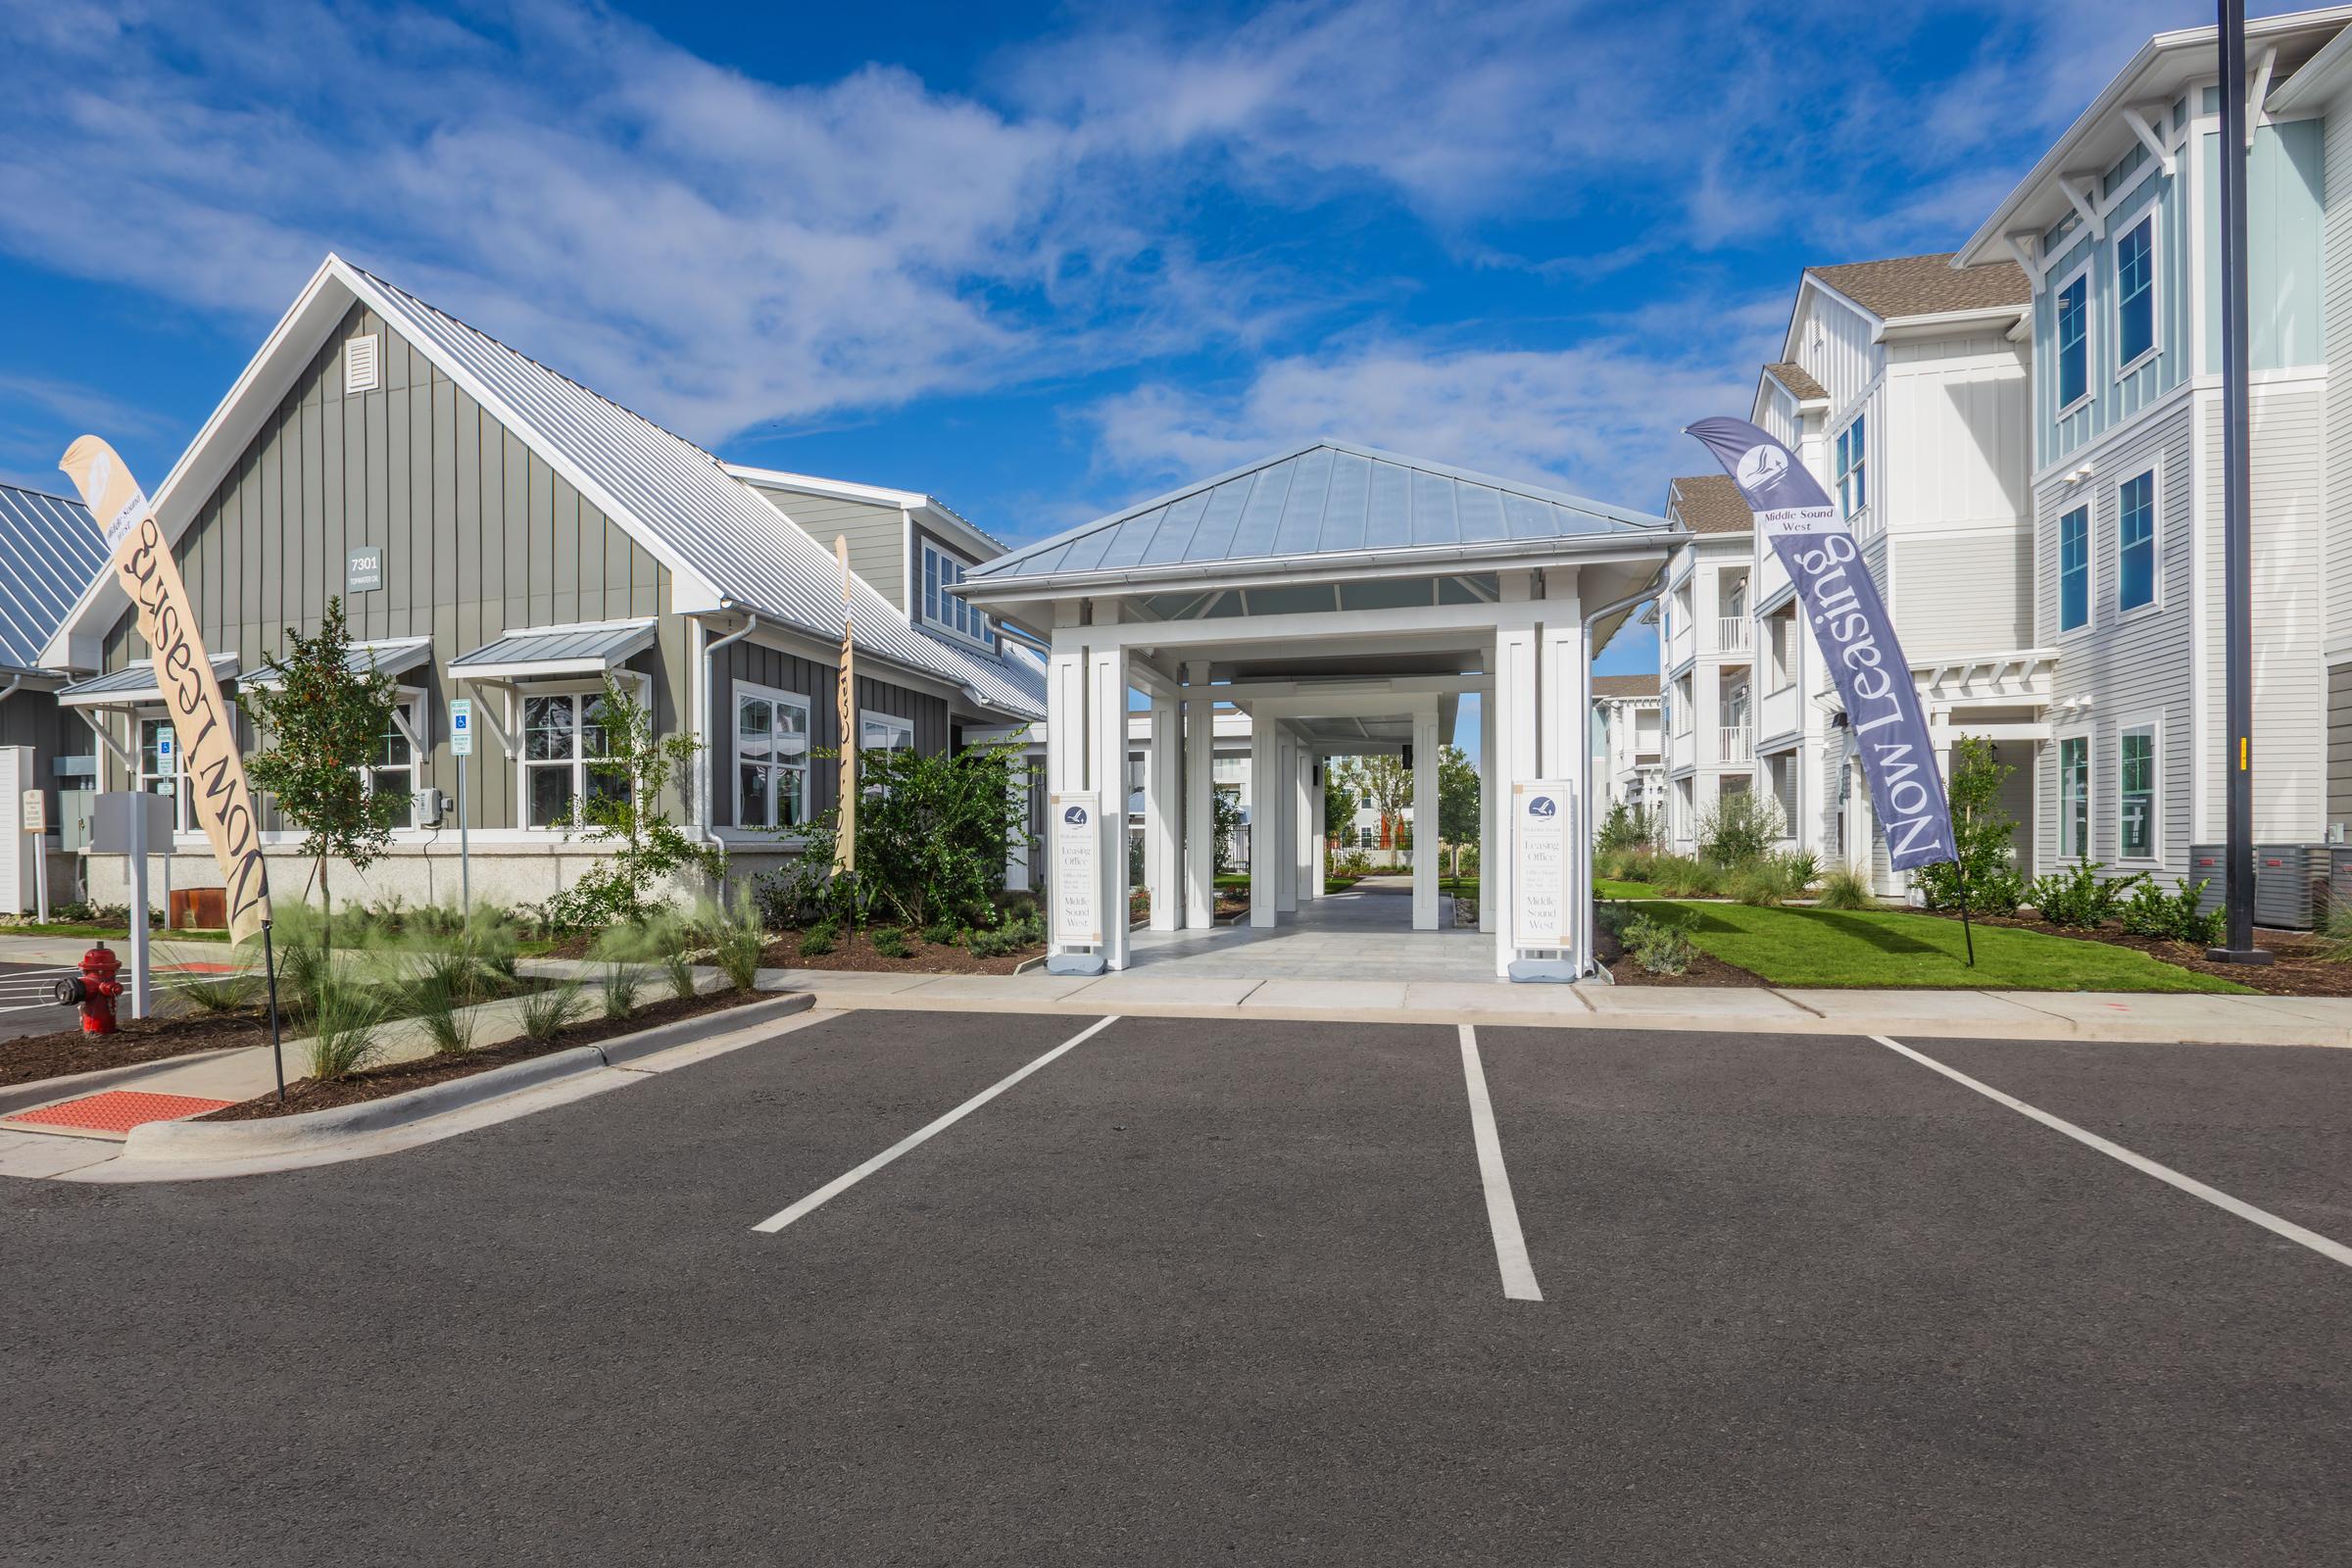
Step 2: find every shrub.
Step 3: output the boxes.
[701,895,768,991]
[1621,910,1695,975]
[1595,801,1658,855]
[1814,867,1879,910]
[1648,854,1724,899]
[518,980,587,1044]
[161,944,263,1014]
[1727,855,1811,907]
[870,925,911,958]
[797,920,838,958]
[306,981,390,1082]
[540,674,723,929]
[600,961,645,1019]
[780,733,1034,931]
[2028,862,2145,929]
[920,917,961,947]
[2120,877,2223,945]
[409,968,474,1056]
[1916,736,2027,918]
[968,910,1044,958]
[1698,792,1784,866]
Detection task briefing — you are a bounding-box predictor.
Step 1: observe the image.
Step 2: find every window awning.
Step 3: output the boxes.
[242,636,434,689]
[447,619,657,682]
[57,654,239,709]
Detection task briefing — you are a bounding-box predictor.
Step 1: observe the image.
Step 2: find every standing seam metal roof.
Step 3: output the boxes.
[0,482,107,669]
[447,622,658,673]
[345,265,1042,720]
[966,441,1669,585]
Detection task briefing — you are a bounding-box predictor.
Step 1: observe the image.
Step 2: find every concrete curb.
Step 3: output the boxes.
[120,991,815,1166]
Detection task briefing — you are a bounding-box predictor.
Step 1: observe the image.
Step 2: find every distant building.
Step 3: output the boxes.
[1588,672,1662,825]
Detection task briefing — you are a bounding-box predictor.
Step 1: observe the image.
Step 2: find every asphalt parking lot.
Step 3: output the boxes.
[3,1009,2347,1565]
[0,959,76,1041]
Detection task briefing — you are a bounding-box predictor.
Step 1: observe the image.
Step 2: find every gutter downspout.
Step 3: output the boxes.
[0,675,21,707]
[700,605,760,851]
[1580,564,1670,978]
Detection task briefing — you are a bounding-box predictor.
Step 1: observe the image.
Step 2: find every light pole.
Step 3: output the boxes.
[2209,0,2271,963]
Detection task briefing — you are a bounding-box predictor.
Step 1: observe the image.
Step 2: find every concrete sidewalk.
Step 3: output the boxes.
[755,966,2352,1048]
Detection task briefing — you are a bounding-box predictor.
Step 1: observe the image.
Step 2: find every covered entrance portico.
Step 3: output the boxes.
[956,442,1677,981]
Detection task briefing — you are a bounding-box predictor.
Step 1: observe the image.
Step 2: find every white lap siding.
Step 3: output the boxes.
[2034,399,2195,883]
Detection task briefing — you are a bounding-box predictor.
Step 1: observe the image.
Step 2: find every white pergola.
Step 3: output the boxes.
[956,442,1677,980]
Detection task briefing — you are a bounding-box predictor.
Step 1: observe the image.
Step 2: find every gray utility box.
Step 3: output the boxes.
[2189,843,2329,929]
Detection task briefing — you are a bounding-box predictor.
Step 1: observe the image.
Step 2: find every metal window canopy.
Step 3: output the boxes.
[446,619,658,683]
[56,654,241,710]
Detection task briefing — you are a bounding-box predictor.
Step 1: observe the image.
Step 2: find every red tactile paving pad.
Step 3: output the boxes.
[6,1090,235,1135]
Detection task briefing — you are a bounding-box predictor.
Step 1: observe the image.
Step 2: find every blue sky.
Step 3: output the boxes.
[0,0,2279,701]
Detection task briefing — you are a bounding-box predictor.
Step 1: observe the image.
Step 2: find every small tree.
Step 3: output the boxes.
[547,673,722,927]
[1697,789,1783,865]
[1436,743,1480,876]
[1915,735,2025,915]
[1323,769,1354,848]
[242,598,403,943]
[1331,755,1412,858]
[1595,801,1657,854]
[1213,786,1245,874]
[788,735,1033,930]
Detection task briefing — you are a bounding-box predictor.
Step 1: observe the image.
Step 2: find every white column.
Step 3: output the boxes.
[1183,663,1215,927]
[1146,692,1179,930]
[1411,707,1440,931]
[1493,620,1541,976]
[1250,708,1278,928]
[1046,641,1087,962]
[1542,586,1586,968]
[1275,726,1299,913]
[1478,690,1496,934]
[1294,744,1315,903]
[1310,756,1327,900]
[1089,642,1131,970]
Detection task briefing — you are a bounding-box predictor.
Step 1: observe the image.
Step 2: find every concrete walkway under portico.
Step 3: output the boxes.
[1120,875,1488,982]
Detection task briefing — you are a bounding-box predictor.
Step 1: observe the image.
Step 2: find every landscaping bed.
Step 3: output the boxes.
[198,986,772,1121]
[761,928,1042,975]
[2,1008,274,1088]
[1594,923,1764,988]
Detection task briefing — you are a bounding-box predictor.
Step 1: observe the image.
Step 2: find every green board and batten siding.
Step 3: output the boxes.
[708,639,949,830]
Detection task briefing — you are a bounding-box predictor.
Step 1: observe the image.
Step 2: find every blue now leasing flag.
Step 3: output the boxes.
[1685,417,1956,872]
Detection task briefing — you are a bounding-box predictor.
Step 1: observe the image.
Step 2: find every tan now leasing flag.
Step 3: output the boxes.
[833,535,856,874]
[59,435,272,944]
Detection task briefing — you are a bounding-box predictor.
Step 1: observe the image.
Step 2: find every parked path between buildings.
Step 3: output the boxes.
[757,965,2352,1048]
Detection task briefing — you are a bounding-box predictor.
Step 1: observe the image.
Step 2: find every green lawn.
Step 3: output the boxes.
[4,921,230,944]
[1441,876,1479,903]
[1593,879,1658,899]
[1647,901,2252,994]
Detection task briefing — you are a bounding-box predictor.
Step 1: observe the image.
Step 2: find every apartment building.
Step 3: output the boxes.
[1953,5,2352,887]
[1655,475,1755,852]
[1740,253,2040,890]
[1589,673,1663,822]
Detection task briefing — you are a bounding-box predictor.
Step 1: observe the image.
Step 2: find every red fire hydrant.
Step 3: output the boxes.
[52,943,124,1035]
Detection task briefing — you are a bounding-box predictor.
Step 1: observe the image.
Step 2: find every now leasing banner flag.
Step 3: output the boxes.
[59,435,273,943]
[1685,417,1956,872]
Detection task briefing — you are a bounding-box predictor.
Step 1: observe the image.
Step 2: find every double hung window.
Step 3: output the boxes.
[2118,471,2156,612]
[2059,506,2090,632]
[2117,217,2156,368]
[2059,736,2091,858]
[736,687,811,829]
[523,690,626,828]
[2119,726,2156,859]
[2056,270,2089,409]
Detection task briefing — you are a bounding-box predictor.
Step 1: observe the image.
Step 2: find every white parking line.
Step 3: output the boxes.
[1458,1024,1543,1301]
[1872,1035,2352,1270]
[752,1013,1123,1235]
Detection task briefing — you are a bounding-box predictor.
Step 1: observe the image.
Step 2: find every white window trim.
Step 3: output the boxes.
[364,686,428,833]
[919,540,995,652]
[859,709,915,754]
[733,680,812,831]
[2114,460,2164,619]
[2055,501,2096,639]
[132,709,197,838]
[2115,717,2161,865]
[2052,260,2095,418]
[515,673,650,832]
[2112,209,2162,381]
[2055,729,2094,863]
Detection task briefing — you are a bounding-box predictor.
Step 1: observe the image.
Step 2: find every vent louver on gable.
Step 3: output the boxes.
[344,333,381,394]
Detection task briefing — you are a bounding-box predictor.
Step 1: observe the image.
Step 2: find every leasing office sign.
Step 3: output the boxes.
[1512,780,1575,950]
[1685,417,1956,872]
[1051,793,1102,947]
[58,435,273,944]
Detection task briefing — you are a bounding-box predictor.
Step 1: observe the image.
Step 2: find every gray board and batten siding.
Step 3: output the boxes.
[95,302,952,837]
[743,484,912,614]
[709,638,948,831]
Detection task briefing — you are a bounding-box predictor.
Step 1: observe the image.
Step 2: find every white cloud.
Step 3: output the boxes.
[1085,320,1774,514]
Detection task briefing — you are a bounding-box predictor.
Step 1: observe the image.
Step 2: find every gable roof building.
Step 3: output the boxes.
[0,482,104,676]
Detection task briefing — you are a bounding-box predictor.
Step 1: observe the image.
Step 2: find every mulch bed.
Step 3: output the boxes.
[2,1008,279,1089]
[1593,924,1767,988]
[1912,907,2352,997]
[198,986,773,1121]
[761,929,1042,975]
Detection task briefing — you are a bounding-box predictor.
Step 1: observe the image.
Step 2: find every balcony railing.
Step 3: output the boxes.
[1719,725,1753,763]
[1715,616,1751,655]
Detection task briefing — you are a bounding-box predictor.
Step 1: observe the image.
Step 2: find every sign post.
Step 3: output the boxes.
[449,697,474,913]
[1508,780,1578,982]
[834,536,857,879]
[153,730,173,927]
[1048,792,1103,974]
[92,794,171,1020]
[21,789,47,924]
